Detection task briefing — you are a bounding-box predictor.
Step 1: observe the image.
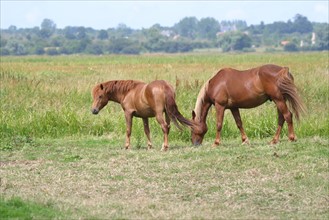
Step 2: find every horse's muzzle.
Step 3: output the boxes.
[91,108,99,115]
[192,141,201,146]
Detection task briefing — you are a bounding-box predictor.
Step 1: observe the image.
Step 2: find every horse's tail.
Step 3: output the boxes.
[277,67,306,121]
[165,91,195,130]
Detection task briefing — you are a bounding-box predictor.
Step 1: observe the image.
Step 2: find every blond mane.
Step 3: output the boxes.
[194,80,209,121]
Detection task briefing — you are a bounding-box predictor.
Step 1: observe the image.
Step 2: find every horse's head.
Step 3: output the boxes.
[191,110,208,146]
[91,83,109,115]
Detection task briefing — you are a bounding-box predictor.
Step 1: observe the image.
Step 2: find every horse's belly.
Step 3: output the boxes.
[134,107,155,118]
[229,95,268,108]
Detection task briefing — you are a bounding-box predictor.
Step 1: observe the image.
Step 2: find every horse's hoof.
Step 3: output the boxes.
[270,139,278,145]
[212,142,220,147]
[161,144,168,151]
[289,136,297,142]
[242,138,250,145]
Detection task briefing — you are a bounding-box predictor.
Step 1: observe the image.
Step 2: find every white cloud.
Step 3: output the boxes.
[314,2,328,14]
[224,9,247,21]
[25,8,41,24]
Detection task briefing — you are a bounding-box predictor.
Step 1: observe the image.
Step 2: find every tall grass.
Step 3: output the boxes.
[1,53,328,149]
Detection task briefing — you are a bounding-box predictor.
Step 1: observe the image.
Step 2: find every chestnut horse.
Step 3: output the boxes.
[91,80,193,151]
[191,64,305,146]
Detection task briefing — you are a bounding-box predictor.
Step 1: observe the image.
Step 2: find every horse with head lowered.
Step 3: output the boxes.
[191,64,305,146]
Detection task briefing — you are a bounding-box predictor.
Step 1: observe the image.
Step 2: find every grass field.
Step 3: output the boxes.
[1,52,328,219]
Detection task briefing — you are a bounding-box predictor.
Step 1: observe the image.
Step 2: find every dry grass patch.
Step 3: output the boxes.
[1,137,328,219]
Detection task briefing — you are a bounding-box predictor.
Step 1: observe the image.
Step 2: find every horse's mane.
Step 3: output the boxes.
[194,80,209,121]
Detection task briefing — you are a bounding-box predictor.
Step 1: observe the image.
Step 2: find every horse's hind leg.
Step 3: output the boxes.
[155,112,170,151]
[142,118,152,150]
[165,112,171,134]
[272,99,296,143]
[230,108,249,144]
[270,108,285,144]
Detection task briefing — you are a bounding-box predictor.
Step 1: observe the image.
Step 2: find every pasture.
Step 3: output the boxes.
[1,52,328,219]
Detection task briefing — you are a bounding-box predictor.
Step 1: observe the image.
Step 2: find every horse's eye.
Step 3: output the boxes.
[99,95,102,99]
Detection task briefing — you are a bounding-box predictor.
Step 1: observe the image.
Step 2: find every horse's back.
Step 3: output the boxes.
[211,64,286,86]
[128,80,172,117]
[207,64,286,108]
[257,64,287,79]
[147,80,173,90]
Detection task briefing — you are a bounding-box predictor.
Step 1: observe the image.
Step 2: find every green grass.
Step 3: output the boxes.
[0,197,66,219]
[1,52,328,219]
[1,53,328,145]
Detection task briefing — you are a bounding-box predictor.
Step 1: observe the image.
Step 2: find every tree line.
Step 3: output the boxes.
[1,14,328,55]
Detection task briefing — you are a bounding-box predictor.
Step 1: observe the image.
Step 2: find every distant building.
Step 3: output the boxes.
[281,41,290,46]
[311,32,316,45]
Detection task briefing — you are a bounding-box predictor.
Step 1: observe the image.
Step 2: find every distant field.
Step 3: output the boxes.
[1,52,328,219]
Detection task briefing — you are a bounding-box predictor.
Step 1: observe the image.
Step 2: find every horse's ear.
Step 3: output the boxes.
[192,110,196,120]
[100,84,104,90]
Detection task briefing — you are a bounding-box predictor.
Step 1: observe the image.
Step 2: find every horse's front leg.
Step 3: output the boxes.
[213,104,225,147]
[142,118,152,150]
[124,112,133,149]
[230,108,249,144]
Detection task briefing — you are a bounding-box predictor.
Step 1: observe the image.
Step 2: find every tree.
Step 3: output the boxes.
[64,26,77,39]
[218,31,252,52]
[8,25,17,33]
[174,17,198,39]
[293,14,313,34]
[39,19,56,39]
[0,48,10,55]
[265,21,291,34]
[109,38,139,54]
[76,27,87,40]
[61,39,89,54]
[86,42,104,55]
[98,30,108,40]
[233,33,252,50]
[142,26,166,52]
[198,17,220,40]
[0,14,326,55]
[6,41,27,55]
[0,37,7,48]
[284,42,298,51]
[314,26,329,50]
[116,23,133,38]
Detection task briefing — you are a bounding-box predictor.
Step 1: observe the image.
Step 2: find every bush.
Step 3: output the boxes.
[0,48,10,55]
[45,48,59,55]
[120,45,142,54]
[284,43,299,52]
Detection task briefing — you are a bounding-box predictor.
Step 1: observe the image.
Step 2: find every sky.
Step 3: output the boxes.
[1,1,328,30]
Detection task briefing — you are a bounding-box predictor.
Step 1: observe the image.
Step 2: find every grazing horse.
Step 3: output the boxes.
[91,80,193,151]
[191,64,305,146]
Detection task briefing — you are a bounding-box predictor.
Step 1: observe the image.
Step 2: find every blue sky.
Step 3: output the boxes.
[1,1,328,29]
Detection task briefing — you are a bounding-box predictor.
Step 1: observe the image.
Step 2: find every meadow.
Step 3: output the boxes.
[0,52,328,219]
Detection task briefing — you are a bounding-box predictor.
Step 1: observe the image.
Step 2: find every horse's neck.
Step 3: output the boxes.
[194,81,211,124]
[196,101,212,124]
[105,81,126,103]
